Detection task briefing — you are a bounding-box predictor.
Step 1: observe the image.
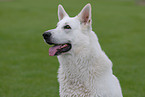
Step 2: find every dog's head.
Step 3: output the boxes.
[43,4,92,56]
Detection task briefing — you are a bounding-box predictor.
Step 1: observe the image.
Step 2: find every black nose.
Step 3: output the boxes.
[42,32,51,39]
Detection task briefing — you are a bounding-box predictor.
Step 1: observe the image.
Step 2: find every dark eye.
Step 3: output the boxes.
[64,25,71,29]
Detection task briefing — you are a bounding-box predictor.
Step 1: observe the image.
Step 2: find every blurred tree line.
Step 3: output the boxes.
[136,0,145,5]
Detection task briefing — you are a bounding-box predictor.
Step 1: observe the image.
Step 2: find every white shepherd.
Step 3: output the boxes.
[43,3,123,97]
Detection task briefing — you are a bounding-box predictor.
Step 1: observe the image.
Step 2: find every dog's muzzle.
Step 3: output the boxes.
[42,30,72,56]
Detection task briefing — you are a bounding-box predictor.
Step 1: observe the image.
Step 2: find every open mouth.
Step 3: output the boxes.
[48,43,71,56]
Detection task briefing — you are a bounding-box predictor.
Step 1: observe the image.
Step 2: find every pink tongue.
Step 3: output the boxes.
[49,45,61,56]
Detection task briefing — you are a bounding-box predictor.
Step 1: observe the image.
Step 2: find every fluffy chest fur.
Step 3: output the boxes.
[57,49,122,97]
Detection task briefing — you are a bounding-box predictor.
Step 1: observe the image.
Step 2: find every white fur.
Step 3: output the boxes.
[47,3,123,97]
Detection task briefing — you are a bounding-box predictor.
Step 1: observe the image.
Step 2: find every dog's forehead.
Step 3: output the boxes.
[57,17,80,27]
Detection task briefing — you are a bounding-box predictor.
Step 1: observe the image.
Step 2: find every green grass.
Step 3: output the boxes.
[0,0,145,97]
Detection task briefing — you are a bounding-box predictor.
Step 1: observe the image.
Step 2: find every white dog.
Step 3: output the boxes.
[43,3,123,97]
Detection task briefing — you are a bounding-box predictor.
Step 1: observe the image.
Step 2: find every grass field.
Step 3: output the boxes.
[0,0,145,97]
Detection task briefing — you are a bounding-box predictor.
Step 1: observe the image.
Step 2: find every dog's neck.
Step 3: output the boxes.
[57,31,113,78]
[57,31,113,96]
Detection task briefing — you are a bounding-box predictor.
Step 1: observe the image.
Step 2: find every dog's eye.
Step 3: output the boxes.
[64,25,71,29]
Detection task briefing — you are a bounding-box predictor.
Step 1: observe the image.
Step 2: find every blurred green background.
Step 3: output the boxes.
[0,0,145,97]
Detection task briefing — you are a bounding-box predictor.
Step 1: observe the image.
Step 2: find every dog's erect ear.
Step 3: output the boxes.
[58,4,69,21]
[77,3,92,25]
